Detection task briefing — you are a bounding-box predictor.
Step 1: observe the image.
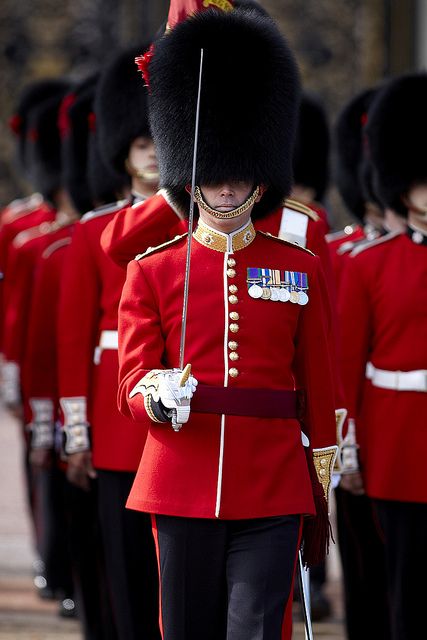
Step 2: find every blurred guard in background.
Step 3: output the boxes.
[339,72,427,640]
[57,46,161,640]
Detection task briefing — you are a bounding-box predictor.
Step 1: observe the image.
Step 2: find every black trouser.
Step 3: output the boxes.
[335,487,390,640]
[97,470,160,640]
[64,479,118,640]
[153,514,301,640]
[39,463,74,596]
[374,498,427,640]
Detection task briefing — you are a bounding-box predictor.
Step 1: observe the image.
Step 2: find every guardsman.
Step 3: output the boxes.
[339,73,427,640]
[118,9,337,640]
[57,46,161,640]
[25,77,122,630]
[0,80,67,401]
[331,88,394,640]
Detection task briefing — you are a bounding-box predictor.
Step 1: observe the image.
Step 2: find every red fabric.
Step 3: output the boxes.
[2,225,56,367]
[119,231,336,519]
[339,233,427,502]
[167,0,234,30]
[0,200,54,353]
[151,515,164,639]
[23,227,74,409]
[327,224,366,292]
[58,204,165,471]
[100,193,186,268]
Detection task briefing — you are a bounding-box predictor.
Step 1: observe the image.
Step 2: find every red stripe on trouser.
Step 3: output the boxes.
[151,514,164,639]
[281,515,304,640]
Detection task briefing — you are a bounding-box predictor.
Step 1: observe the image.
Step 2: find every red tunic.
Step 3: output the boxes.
[24,228,74,410]
[57,202,153,471]
[339,232,427,502]
[0,199,54,354]
[119,224,336,519]
[100,191,186,268]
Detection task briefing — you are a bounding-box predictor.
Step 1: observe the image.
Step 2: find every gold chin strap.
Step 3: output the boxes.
[125,159,159,182]
[194,185,260,219]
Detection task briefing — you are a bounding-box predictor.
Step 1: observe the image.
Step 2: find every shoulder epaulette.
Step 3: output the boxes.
[135,233,187,261]
[283,198,319,222]
[2,194,44,224]
[81,199,129,223]
[42,237,72,259]
[258,230,315,256]
[325,224,359,243]
[350,231,402,257]
[13,221,52,248]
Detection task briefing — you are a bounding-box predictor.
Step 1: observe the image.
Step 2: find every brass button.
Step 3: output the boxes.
[228,340,238,350]
[227,268,236,278]
[229,323,239,333]
[229,312,239,321]
[228,284,238,294]
[229,351,239,361]
[319,468,326,478]
[229,368,239,378]
[320,459,327,467]
[227,258,236,267]
[229,295,238,305]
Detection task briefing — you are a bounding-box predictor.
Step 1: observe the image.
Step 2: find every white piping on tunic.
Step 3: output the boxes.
[215,251,230,517]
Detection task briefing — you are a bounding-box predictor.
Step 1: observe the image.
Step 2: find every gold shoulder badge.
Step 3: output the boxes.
[135,233,187,261]
[258,231,315,256]
[283,198,320,222]
[313,446,338,503]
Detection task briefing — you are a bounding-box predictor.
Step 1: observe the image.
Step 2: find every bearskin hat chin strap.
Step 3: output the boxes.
[194,185,260,219]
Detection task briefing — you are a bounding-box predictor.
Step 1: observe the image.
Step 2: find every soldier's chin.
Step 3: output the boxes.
[136,169,160,183]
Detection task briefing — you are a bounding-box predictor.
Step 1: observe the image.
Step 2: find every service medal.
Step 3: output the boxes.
[248,283,263,299]
[290,291,299,304]
[298,291,309,305]
[279,288,291,302]
[261,287,271,300]
[270,288,280,301]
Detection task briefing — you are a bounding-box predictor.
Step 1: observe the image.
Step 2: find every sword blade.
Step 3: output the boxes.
[179,48,204,370]
[298,551,314,640]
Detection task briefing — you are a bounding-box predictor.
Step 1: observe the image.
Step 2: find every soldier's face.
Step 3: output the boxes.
[200,182,254,212]
[406,182,427,228]
[126,137,159,183]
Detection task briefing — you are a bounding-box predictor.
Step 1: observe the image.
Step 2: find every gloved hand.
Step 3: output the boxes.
[130,364,198,431]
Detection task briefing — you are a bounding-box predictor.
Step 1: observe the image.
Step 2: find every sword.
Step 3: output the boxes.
[298,551,314,640]
[178,47,204,372]
[170,48,204,431]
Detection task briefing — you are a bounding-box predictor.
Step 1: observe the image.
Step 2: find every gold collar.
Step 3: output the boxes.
[193,219,256,253]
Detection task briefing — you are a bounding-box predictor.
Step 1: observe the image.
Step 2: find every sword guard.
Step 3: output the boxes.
[179,363,192,387]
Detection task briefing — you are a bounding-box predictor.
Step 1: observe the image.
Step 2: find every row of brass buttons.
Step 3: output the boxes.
[227,257,239,377]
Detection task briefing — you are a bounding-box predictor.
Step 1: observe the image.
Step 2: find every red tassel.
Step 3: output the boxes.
[301,446,333,568]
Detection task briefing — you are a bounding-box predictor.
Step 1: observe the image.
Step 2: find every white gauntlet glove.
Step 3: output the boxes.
[130,364,198,431]
[337,416,360,474]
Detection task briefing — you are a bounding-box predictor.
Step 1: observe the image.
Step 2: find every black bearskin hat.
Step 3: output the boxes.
[10,79,69,174]
[61,75,99,215]
[334,88,377,221]
[148,8,301,218]
[27,85,71,202]
[234,0,271,17]
[95,45,152,182]
[88,129,128,206]
[293,92,330,202]
[365,73,427,217]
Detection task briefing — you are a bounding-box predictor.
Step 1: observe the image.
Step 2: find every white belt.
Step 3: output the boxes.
[94,330,118,364]
[366,362,427,392]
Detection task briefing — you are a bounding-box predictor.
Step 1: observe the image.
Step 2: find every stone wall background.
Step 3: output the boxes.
[0,0,419,227]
